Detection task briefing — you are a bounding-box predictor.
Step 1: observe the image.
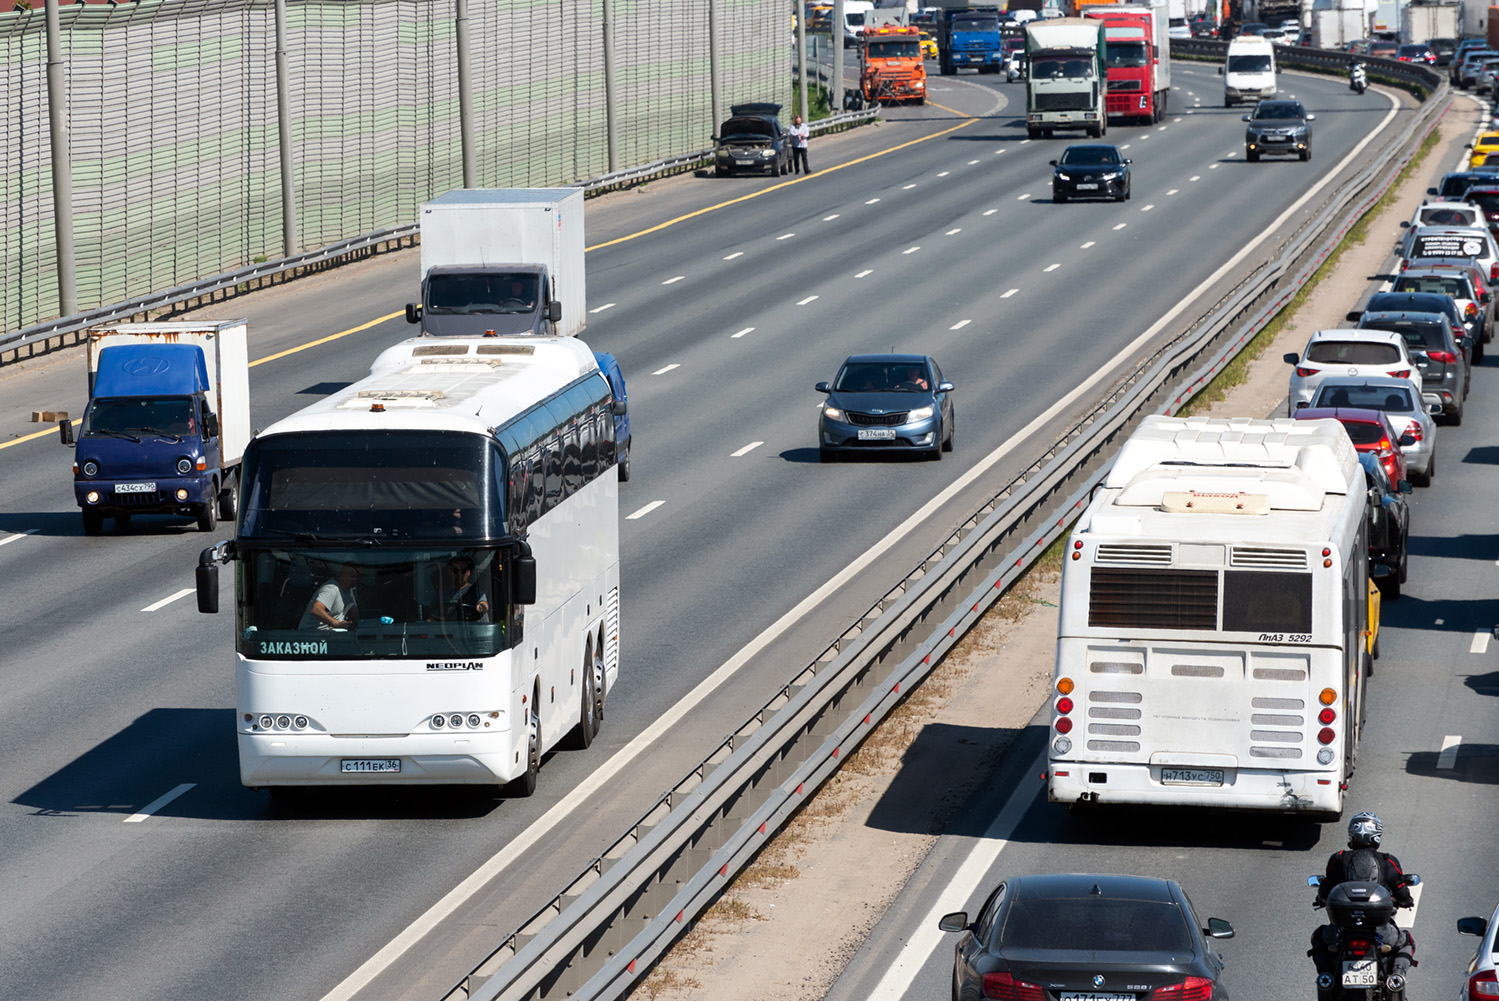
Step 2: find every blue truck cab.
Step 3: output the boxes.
[62,322,251,535]
[593,351,631,482]
[937,6,1005,75]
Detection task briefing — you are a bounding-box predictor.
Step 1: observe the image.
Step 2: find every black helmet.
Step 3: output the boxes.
[1348,811,1383,849]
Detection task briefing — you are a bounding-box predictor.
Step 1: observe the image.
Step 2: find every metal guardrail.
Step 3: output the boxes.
[441,65,1452,1001]
[0,110,877,367]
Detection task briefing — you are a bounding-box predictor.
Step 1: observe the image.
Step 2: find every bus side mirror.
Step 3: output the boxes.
[405,303,421,324]
[197,563,219,614]
[514,540,537,606]
[547,300,562,322]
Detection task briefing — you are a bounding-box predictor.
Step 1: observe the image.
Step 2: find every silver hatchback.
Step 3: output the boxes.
[1308,376,1440,485]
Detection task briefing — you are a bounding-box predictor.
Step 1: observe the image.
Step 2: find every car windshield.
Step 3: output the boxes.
[1305,341,1402,364]
[1228,54,1273,72]
[953,14,998,30]
[1060,146,1120,166]
[1032,57,1095,78]
[1253,103,1304,119]
[1394,276,1468,297]
[82,397,195,437]
[427,273,538,314]
[867,40,921,58]
[999,898,1193,952]
[1315,384,1414,411]
[834,361,932,393]
[1398,46,1427,57]
[1105,41,1148,68]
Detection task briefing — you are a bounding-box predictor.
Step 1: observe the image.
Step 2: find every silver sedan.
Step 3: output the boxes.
[1308,376,1439,486]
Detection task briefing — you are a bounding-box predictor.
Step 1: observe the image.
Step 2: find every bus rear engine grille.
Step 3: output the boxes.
[1095,544,1172,566]
[1231,547,1308,569]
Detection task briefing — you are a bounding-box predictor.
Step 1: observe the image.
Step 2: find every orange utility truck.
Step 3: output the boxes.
[860,24,929,104]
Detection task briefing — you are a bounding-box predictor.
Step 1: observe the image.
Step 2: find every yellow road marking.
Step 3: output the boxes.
[248,310,405,367]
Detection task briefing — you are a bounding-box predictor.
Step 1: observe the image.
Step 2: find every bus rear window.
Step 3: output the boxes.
[1222,571,1311,633]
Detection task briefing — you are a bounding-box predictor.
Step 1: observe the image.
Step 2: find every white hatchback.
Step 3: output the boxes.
[1458,902,1499,1000]
[1284,329,1424,415]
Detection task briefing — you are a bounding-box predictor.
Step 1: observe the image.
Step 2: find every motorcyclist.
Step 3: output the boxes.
[1308,812,1417,1000]
[1349,56,1367,92]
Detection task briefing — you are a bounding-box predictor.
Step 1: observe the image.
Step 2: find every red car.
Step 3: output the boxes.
[1294,407,1408,484]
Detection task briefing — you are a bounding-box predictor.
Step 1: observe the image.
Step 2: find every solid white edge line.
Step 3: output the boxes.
[866,754,1044,1001]
[0,528,39,547]
[731,442,764,457]
[123,783,196,824]
[625,500,664,520]
[141,588,195,613]
[316,90,1408,1001]
[1436,735,1462,769]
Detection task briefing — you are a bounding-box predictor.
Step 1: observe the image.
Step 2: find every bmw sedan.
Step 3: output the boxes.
[940,873,1235,1000]
[1051,144,1132,203]
[816,353,954,461]
[1243,99,1313,162]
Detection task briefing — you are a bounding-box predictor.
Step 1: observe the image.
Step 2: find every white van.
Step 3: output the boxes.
[1223,35,1276,106]
[843,0,877,46]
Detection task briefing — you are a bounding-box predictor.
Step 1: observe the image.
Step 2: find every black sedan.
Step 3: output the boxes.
[1051,145,1132,203]
[940,873,1234,1000]
[1359,451,1411,598]
[1243,99,1314,162]
[816,353,955,461]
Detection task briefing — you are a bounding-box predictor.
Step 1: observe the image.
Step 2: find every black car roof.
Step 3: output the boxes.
[1011,873,1178,901]
[1369,291,1462,309]
[843,352,929,365]
[1362,310,1447,322]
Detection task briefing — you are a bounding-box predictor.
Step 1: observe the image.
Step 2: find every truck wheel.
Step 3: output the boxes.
[617,444,631,483]
[218,480,237,521]
[1027,127,1040,139]
[114,512,132,532]
[82,509,104,536]
[197,500,217,533]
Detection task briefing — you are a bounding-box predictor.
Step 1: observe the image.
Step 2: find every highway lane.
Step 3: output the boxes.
[0,67,1427,1001]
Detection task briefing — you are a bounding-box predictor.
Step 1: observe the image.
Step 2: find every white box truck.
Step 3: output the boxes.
[1311,3,1367,48]
[1402,1,1459,43]
[406,188,586,339]
[54,321,250,534]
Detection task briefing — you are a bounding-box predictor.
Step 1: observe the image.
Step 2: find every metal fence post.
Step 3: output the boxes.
[603,0,617,171]
[708,0,722,139]
[797,2,808,117]
[273,0,300,256]
[455,0,477,187]
[44,0,76,317]
[832,0,844,112]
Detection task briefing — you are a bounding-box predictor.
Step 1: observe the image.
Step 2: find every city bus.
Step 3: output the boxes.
[1048,416,1370,818]
[196,335,621,796]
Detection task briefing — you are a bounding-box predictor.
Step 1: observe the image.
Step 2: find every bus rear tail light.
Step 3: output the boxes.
[1056,697,1074,715]
[1151,977,1214,1000]
[1469,969,1499,999]
[1056,677,1075,695]
[1319,688,1337,705]
[1318,727,1336,745]
[981,972,1045,1000]
[1319,707,1336,724]
[1055,717,1073,734]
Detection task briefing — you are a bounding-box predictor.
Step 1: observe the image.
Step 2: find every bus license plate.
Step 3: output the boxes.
[116,482,157,493]
[1342,959,1378,987]
[1161,767,1223,786]
[858,429,897,441]
[342,758,401,773]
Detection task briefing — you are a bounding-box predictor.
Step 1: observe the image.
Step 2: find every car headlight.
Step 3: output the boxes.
[1056,172,1070,181]
[907,405,934,421]
[761,149,775,158]
[1099,171,1118,180]
[823,405,846,421]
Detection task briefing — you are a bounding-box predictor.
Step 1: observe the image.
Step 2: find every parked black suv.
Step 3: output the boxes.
[712,103,791,178]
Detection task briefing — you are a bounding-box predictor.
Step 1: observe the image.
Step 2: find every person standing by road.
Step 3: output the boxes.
[790,115,812,174]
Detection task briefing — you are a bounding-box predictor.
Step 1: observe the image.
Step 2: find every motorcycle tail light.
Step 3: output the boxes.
[1470,969,1499,999]
[1150,977,1214,1000]
[980,972,1045,1000]
[1345,937,1373,957]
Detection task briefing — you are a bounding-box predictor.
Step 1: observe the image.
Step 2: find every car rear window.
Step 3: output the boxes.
[999,898,1192,952]
[1314,385,1413,410]
[1409,233,1488,259]
[1338,420,1387,446]
[1393,276,1469,298]
[1417,206,1479,226]
[1361,320,1446,350]
[1305,341,1401,364]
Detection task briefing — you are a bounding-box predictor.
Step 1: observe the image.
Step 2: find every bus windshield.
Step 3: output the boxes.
[241,430,505,540]
[238,547,512,659]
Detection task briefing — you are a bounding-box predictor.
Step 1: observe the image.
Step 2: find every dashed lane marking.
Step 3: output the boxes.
[1113,223,1127,230]
[1140,204,1154,212]
[903,246,921,255]
[589,303,616,314]
[1167,189,1179,196]
[732,327,755,339]
[1001,289,1019,298]
[1044,263,1060,272]
[1017,193,1032,200]
[946,228,962,236]
[724,251,744,260]
[1471,630,1491,654]
[661,275,685,285]
[731,442,764,457]
[1081,241,1095,249]
[0,529,38,547]
[797,295,819,305]
[652,363,680,375]
[124,783,195,824]
[141,589,195,613]
[777,233,795,240]
[1437,735,1462,769]
[950,319,972,330]
[983,209,998,216]
[823,214,840,221]
[855,270,873,278]
[626,501,664,520]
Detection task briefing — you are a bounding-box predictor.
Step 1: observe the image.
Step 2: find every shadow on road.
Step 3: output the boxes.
[1406,742,1499,784]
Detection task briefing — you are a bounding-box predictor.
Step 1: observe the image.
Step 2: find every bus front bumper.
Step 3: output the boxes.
[239,732,520,787]
[1048,761,1343,813]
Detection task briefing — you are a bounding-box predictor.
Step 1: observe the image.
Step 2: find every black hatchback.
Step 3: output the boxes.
[1051,144,1132,202]
[940,873,1235,1000]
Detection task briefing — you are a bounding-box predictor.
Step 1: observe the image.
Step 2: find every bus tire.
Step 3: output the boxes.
[507,700,541,797]
[218,477,238,521]
[569,642,603,750]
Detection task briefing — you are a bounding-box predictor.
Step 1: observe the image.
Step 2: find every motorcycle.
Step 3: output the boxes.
[1350,61,1368,94]
[1308,874,1420,1001]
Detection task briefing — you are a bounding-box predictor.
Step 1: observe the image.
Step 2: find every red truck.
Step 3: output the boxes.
[859,24,928,105]
[1082,0,1172,124]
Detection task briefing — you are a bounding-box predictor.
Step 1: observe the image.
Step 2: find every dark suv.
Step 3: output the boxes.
[1391,268,1492,355]
[712,103,791,178]
[1243,100,1313,162]
[1357,289,1481,362]
[1357,310,1469,423]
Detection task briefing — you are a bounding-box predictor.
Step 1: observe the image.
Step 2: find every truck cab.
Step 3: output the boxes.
[859,24,928,104]
[936,5,1005,75]
[407,264,561,337]
[1223,34,1277,106]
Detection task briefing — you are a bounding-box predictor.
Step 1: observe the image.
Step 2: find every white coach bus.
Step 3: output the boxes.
[1049,416,1371,818]
[197,335,621,796]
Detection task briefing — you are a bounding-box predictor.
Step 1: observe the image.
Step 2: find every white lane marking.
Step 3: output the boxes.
[1190,175,1201,181]
[968,159,980,165]
[797,295,820,305]
[866,198,881,204]
[123,783,195,824]
[1043,263,1061,272]
[855,270,873,278]
[1140,204,1155,212]
[1209,163,1219,169]
[903,183,918,190]
[625,501,664,520]
[1001,289,1019,298]
[823,214,840,221]
[724,251,744,260]
[777,233,795,240]
[141,589,195,613]
[315,101,1411,1001]
[945,228,961,236]
[1021,138,1031,144]
[1166,188,1179,196]
[1437,735,1462,769]
[1017,193,1031,200]
[589,303,616,314]
[732,327,755,339]
[866,754,1044,1001]
[1081,241,1096,249]
[1113,223,1127,230]
[903,246,921,255]
[1471,630,1491,654]
[1398,881,1423,929]
[983,209,998,216]
[1436,618,1445,625]
[937,171,950,177]
[731,441,764,457]
[652,363,680,376]
[950,319,972,330]
[1173,116,1183,122]
[1120,144,1131,150]
[1157,125,1167,132]
[0,529,39,547]
[661,275,685,285]
[994,149,1006,155]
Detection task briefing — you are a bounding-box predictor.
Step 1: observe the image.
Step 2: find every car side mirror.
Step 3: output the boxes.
[405,303,421,324]
[1283,352,1299,364]
[1295,400,1310,409]
[612,400,627,416]
[1459,916,1490,937]
[938,381,955,392]
[196,563,219,614]
[1308,875,1323,888]
[1123,158,1132,165]
[1049,160,1058,166]
[1217,66,1223,74]
[204,412,220,438]
[1399,220,1410,228]
[1205,918,1235,939]
[58,420,74,446]
[1346,310,1363,322]
[1483,292,1492,303]
[1242,114,1251,122]
[1428,402,1444,415]
[1398,480,1413,494]
[815,381,832,393]
[547,300,562,322]
[514,544,537,606]
[1426,187,1438,196]
[938,911,970,932]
